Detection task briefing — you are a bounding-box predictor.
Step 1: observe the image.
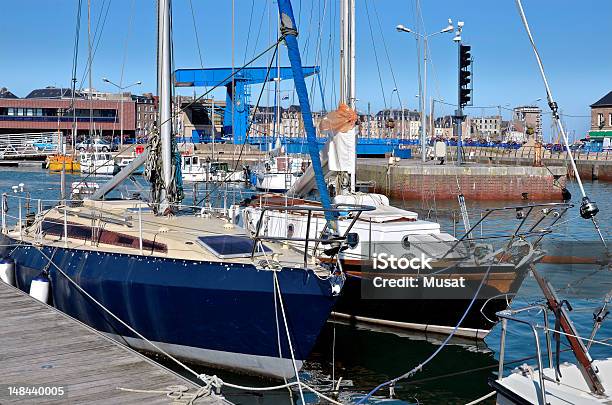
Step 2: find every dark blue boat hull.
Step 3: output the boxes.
[1,237,339,378]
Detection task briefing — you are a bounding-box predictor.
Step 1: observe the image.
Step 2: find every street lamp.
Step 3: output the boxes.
[390,88,405,139]
[102,77,142,149]
[397,19,454,161]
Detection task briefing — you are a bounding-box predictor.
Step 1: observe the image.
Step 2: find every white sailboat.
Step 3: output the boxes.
[79,151,117,175]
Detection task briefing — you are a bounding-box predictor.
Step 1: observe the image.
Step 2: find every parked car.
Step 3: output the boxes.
[76,138,112,152]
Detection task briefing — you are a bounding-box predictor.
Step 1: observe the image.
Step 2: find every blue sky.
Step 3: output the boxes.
[1,1,611,140]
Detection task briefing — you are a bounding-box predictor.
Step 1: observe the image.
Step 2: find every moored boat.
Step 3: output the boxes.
[0,0,359,380]
[46,154,81,173]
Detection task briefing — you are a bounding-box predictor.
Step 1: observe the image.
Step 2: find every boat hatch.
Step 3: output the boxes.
[197,235,272,259]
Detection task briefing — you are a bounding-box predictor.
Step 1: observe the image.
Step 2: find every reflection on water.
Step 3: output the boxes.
[1,167,610,404]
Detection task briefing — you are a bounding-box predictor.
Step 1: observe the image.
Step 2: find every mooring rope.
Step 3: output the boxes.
[464,390,496,405]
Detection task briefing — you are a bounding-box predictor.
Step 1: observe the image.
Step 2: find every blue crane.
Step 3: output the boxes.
[174,66,319,144]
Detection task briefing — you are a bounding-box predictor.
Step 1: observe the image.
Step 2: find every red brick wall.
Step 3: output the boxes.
[0,98,135,132]
[377,172,565,201]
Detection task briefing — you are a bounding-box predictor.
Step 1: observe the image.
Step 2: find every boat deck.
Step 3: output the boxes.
[0,281,231,404]
[13,199,315,270]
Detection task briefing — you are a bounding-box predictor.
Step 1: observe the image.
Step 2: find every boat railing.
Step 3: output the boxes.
[495,305,554,405]
[441,202,572,260]
[0,193,245,254]
[1,193,374,266]
[250,203,376,268]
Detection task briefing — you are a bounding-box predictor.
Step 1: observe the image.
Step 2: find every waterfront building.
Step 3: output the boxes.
[472,115,502,140]
[589,91,612,146]
[513,105,542,141]
[132,93,158,137]
[0,86,135,140]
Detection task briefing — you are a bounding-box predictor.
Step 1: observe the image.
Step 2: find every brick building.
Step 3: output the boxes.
[0,87,135,141]
[132,93,158,137]
[513,105,542,141]
[589,91,612,144]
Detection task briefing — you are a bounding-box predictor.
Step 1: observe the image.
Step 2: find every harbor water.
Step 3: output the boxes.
[1,167,609,404]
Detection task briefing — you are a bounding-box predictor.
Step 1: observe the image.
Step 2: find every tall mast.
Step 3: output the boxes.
[339,0,355,108]
[348,0,355,110]
[88,0,93,140]
[158,0,173,209]
[339,0,356,192]
[339,0,347,105]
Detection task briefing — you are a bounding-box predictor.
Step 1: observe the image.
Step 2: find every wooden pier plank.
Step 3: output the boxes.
[0,282,229,404]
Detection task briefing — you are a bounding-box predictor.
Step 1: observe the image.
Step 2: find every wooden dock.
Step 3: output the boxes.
[0,281,231,404]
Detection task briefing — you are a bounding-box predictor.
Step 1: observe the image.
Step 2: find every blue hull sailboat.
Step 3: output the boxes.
[0,0,356,379]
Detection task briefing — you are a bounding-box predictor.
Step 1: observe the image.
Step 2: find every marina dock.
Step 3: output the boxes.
[0,281,230,404]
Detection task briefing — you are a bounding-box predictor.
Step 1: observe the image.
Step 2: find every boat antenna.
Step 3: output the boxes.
[514,0,606,247]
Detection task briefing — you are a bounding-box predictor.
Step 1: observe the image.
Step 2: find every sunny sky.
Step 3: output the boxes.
[1,0,611,140]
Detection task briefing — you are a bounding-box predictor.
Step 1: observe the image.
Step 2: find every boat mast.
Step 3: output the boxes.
[340,0,356,192]
[88,0,93,145]
[158,0,173,210]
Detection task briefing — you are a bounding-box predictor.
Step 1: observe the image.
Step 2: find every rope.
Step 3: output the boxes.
[534,324,612,348]
[195,40,280,207]
[464,391,496,405]
[363,0,387,109]
[515,0,608,249]
[273,271,305,405]
[355,236,517,403]
[117,383,226,404]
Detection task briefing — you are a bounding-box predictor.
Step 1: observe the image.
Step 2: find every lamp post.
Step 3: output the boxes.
[397,20,454,161]
[102,78,142,149]
[391,88,405,139]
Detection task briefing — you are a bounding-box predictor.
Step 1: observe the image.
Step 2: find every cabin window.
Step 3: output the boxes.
[184,157,191,166]
[401,235,411,250]
[192,156,198,165]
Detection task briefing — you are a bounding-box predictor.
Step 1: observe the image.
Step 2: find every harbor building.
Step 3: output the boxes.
[0,86,135,139]
[472,115,502,140]
[512,105,542,141]
[589,91,612,147]
[133,93,158,137]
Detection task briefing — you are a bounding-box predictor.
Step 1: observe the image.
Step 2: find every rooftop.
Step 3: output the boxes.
[591,91,612,108]
[25,86,85,99]
[0,87,18,99]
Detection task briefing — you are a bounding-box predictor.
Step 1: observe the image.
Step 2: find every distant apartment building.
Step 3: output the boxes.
[247,105,428,140]
[132,93,158,136]
[371,109,420,139]
[0,86,135,138]
[472,115,502,139]
[513,105,542,141]
[589,91,612,145]
[249,105,327,139]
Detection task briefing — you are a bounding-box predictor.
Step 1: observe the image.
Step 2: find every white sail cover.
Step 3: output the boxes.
[326,127,356,172]
[290,104,357,197]
[289,128,356,197]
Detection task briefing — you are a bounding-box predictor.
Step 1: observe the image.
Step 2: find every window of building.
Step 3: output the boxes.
[609,113,612,127]
[598,113,605,127]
